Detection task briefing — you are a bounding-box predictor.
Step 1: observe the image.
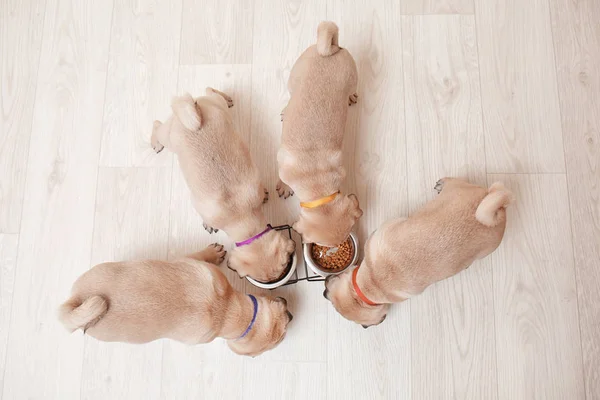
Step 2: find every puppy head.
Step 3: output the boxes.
[323,268,389,328]
[293,194,363,246]
[227,230,296,282]
[228,296,293,357]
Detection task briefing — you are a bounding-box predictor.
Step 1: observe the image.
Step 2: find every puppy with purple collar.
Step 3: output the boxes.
[324,178,513,328]
[58,244,293,357]
[151,88,295,282]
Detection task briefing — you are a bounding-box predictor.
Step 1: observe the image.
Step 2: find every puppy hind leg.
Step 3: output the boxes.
[276,178,294,199]
[434,178,448,194]
[206,87,233,108]
[151,120,169,153]
[261,185,269,204]
[187,243,227,265]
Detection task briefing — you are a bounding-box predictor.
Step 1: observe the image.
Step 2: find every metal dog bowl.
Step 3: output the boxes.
[245,252,297,289]
[303,232,359,278]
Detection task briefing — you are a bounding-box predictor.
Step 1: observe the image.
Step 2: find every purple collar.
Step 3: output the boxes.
[237,295,258,340]
[235,225,272,247]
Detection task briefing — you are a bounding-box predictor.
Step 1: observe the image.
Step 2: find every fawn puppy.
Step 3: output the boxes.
[58,244,293,357]
[277,21,362,247]
[324,178,513,328]
[152,88,295,283]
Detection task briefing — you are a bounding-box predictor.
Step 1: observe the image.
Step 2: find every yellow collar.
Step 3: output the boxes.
[300,191,340,209]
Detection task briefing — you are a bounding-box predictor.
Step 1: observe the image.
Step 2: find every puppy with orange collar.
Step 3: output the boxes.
[58,244,293,357]
[277,21,362,246]
[151,88,295,282]
[324,178,513,327]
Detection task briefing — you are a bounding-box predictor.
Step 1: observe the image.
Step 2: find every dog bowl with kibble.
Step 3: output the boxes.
[303,232,359,278]
[245,252,298,290]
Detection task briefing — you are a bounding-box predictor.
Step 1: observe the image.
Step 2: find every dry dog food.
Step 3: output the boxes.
[311,237,354,270]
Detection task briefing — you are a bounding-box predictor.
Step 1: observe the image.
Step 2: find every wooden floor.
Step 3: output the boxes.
[1,0,598,399]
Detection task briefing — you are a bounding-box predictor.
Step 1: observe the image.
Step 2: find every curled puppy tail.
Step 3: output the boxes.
[58,295,108,332]
[476,182,514,227]
[316,21,340,56]
[172,93,202,131]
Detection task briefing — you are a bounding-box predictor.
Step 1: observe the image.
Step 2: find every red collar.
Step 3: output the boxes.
[352,267,379,306]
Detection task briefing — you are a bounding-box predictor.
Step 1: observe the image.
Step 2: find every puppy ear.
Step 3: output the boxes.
[347,194,363,219]
[226,251,248,278]
[292,220,303,235]
[171,93,201,131]
[286,239,296,254]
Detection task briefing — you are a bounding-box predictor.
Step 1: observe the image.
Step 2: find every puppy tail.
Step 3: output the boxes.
[58,295,108,332]
[316,21,340,56]
[475,182,514,227]
[171,93,202,131]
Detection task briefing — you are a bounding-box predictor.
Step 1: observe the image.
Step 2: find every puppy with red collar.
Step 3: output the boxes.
[324,178,513,327]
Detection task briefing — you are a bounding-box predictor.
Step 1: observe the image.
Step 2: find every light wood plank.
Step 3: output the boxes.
[1,1,113,398]
[99,0,182,167]
[475,0,565,173]
[326,2,410,398]
[403,15,497,400]
[180,0,253,64]
[401,0,473,15]
[549,0,600,396]
[249,0,328,363]
[0,234,18,394]
[0,0,45,233]
[79,167,170,400]
[242,362,326,400]
[489,174,584,399]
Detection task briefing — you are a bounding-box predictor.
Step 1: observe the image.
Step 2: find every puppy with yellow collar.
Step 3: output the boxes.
[277,21,362,246]
[324,178,513,327]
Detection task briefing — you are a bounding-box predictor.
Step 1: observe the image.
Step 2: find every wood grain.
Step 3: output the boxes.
[549,0,600,396]
[80,168,170,400]
[0,234,18,394]
[242,362,326,400]
[99,0,182,167]
[180,0,253,64]
[475,0,565,173]
[403,15,497,400]
[489,174,584,399]
[1,1,113,398]
[0,0,45,232]
[326,2,410,398]
[401,0,473,15]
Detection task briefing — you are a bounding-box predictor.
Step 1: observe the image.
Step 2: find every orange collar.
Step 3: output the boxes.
[352,267,379,306]
[300,191,340,209]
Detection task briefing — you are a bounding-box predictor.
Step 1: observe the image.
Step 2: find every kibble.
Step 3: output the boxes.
[311,237,354,271]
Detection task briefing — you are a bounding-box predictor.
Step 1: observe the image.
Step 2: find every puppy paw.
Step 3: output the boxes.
[152,142,164,154]
[203,223,219,234]
[276,179,294,199]
[349,92,358,106]
[263,188,269,204]
[280,106,287,122]
[208,87,234,108]
[199,243,227,264]
[434,179,445,194]
[151,121,164,153]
